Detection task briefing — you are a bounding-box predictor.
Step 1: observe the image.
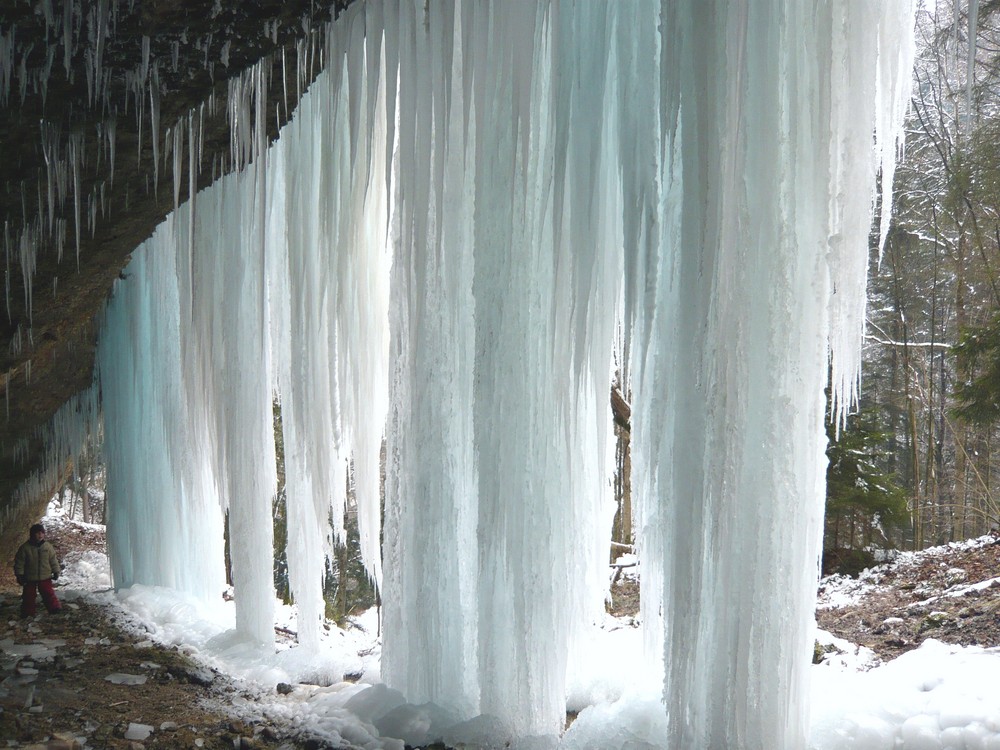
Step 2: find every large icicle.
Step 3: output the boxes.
[100,24,392,649]
[627,2,917,747]
[98,213,226,602]
[380,0,480,718]
[265,7,392,648]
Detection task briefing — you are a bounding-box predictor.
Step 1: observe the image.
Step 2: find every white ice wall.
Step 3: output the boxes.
[94,0,915,746]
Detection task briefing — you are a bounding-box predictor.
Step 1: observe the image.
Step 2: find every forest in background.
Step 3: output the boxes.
[825,0,1000,571]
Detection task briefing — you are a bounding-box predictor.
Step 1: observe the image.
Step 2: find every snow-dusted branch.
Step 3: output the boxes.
[864,319,952,350]
[864,333,952,349]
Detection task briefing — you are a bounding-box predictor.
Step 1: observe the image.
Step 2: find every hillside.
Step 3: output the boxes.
[816,535,1000,667]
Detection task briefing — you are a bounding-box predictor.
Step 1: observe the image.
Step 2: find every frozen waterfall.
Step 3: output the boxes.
[92,0,916,747]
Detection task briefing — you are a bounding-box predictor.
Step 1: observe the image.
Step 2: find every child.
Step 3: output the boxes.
[13,523,62,616]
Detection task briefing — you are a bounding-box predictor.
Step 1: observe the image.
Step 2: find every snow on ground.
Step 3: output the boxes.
[41,502,1000,749]
[809,537,1000,749]
[811,639,1000,750]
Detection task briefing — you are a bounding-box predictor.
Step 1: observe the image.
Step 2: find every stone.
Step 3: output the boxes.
[919,611,951,632]
[184,668,215,686]
[944,568,967,586]
[124,722,154,741]
[104,673,147,685]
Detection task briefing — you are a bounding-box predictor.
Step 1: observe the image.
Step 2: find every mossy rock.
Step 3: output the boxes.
[813,640,842,665]
[919,612,950,632]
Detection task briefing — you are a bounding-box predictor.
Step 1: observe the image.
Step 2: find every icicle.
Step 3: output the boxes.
[0,27,13,107]
[55,218,65,264]
[3,221,10,320]
[17,41,33,105]
[187,111,197,309]
[198,104,204,168]
[107,115,116,189]
[95,121,103,173]
[875,0,919,258]
[40,42,55,107]
[92,0,109,109]
[171,123,182,213]
[84,20,94,107]
[140,35,149,83]
[100,68,111,115]
[281,47,288,123]
[133,68,144,165]
[35,179,43,247]
[296,37,305,103]
[150,63,160,195]
[69,132,82,270]
[62,0,72,77]
[40,121,59,236]
[41,0,54,31]
[830,0,917,420]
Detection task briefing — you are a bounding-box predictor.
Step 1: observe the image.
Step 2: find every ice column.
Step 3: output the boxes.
[100,156,278,643]
[379,1,622,734]
[98,208,226,603]
[98,30,393,648]
[627,2,916,748]
[468,2,622,734]
[266,8,392,648]
[380,0,480,716]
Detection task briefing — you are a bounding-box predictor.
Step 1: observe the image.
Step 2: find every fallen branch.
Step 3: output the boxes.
[609,561,638,586]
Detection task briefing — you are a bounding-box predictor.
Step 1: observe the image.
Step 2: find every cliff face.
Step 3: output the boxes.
[0,0,351,552]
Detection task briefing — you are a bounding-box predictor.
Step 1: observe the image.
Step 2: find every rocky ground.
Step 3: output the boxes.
[5,518,998,749]
[0,523,306,749]
[0,594,299,749]
[816,534,1000,665]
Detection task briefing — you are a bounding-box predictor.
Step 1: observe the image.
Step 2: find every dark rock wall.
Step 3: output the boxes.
[0,0,352,555]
